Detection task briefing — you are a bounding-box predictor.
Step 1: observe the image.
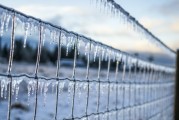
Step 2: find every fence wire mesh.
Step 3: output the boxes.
[0,4,176,120]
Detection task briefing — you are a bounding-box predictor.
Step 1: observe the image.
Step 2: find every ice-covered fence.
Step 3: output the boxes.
[0,4,176,120]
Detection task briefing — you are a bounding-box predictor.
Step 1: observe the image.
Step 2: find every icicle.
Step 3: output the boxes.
[69,36,73,50]
[89,83,93,92]
[1,79,5,98]
[0,12,7,37]
[53,31,56,43]
[50,30,59,44]
[27,79,34,105]
[27,84,31,105]
[1,78,10,99]
[23,22,30,48]
[61,32,67,46]
[110,84,113,94]
[68,82,74,104]
[122,62,126,81]
[101,84,106,95]
[127,57,132,81]
[51,82,56,94]
[38,80,44,96]
[105,49,108,61]
[32,21,39,35]
[29,22,33,35]
[12,79,16,96]
[75,82,81,101]
[77,39,81,55]
[50,30,56,44]
[94,45,98,62]
[42,27,46,46]
[50,30,54,44]
[37,81,40,94]
[59,81,65,96]
[81,118,87,120]
[34,25,39,34]
[16,77,23,101]
[11,78,21,101]
[83,83,88,92]
[31,80,36,95]
[21,21,25,32]
[66,38,69,56]
[66,35,74,56]
[75,82,79,93]
[3,79,9,99]
[101,48,105,61]
[85,43,89,56]
[95,83,99,92]
[5,14,11,31]
[112,51,116,62]
[43,81,51,106]
[15,82,20,101]
[40,82,44,95]
[77,83,84,102]
[78,83,83,99]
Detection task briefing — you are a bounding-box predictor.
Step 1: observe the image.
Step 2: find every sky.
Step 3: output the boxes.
[0,0,179,55]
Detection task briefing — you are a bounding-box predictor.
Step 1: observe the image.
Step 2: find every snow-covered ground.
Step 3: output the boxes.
[0,63,175,120]
[0,63,118,120]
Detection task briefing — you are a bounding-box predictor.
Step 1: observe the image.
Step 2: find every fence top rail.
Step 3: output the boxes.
[0,4,175,74]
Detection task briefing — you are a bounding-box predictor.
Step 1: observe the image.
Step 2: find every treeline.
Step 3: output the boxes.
[0,39,81,63]
[0,38,122,69]
[0,38,153,72]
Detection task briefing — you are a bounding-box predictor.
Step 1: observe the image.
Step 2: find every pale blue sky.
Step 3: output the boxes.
[0,0,179,54]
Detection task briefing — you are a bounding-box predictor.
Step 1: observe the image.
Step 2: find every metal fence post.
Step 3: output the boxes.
[174,50,179,120]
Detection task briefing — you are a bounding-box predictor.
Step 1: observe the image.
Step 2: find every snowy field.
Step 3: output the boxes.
[0,63,175,120]
[0,63,120,120]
